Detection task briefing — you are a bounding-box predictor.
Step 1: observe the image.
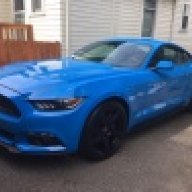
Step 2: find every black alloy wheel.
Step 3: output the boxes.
[80,100,128,161]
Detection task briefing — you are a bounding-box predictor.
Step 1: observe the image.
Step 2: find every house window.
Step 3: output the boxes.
[13,0,25,23]
[181,4,190,30]
[142,0,157,37]
[31,0,43,13]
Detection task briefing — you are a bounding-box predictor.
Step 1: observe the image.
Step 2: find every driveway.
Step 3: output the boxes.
[0,111,192,192]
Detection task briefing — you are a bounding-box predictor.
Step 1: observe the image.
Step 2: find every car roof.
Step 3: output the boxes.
[105,36,167,48]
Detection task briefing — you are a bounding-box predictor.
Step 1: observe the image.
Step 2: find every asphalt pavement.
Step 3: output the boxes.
[0,111,192,192]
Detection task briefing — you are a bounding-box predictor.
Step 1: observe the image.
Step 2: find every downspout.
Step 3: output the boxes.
[111,0,115,36]
[65,0,69,57]
[10,0,14,23]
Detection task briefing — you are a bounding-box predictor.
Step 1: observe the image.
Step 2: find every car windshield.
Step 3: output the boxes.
[73,41,151,68]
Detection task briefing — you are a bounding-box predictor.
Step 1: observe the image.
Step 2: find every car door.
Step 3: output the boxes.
[149,45,190,111]
[131,44,191,126]
[128,46,173,125]
[172,47,192,104]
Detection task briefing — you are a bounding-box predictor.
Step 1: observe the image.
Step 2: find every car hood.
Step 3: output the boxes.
[0,58,133,99]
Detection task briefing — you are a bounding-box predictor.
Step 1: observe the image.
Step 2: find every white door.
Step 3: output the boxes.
[142,0,157,37]
[13,0,25,23]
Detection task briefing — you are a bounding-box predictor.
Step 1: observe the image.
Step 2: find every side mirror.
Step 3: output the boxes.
[156,60,173,70]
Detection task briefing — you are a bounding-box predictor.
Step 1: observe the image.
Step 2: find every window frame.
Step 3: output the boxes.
[31,0,44,14]
[181,3,190,31]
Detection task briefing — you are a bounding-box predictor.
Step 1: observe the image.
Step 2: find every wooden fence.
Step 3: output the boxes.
[0,23,61,65]
[0,40,61,66]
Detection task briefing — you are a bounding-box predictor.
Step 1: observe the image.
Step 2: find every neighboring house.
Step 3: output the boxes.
[0,0,192,55]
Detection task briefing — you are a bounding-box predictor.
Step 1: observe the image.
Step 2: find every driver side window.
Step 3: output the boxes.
[150,46,177,68]
[162,47,177,62]
[149,45,192,68]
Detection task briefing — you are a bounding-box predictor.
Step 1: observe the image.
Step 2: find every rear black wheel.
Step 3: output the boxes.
[80,100,128,161]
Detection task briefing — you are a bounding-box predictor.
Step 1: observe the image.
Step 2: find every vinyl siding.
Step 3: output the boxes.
[113,0,143,36]
[0,0,12,22]
[153,0,192,52]
[61,0,66,55]
[4,0,191,54]
[68,0,113,54]
[25,0,62,42]
[172,0,192,52]
[67,0,144,54]
[154,0,174,40]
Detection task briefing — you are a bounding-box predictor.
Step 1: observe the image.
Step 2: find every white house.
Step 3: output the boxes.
[0,0,192,55]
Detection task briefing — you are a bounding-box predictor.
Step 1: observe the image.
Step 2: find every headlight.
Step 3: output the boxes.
[30,98,83,111]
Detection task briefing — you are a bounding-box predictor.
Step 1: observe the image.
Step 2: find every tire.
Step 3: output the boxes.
[79,100,128,161]
[186,100,192,112]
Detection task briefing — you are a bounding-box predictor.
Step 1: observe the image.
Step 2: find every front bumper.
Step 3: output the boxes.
[0,137,66,154]
[0,110,88,155]
[0,87,89,155]
[0,107,88,155]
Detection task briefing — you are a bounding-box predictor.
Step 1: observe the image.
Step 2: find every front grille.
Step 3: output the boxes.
[27,133,62,147]
[0,128,15,141]
[0,95,21,117]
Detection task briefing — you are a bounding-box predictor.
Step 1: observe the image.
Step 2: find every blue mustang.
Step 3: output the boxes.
[0,37,192,160]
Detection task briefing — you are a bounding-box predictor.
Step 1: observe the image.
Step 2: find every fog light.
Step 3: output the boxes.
[27,133,62,147]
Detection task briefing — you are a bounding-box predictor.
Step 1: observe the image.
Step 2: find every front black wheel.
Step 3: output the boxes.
[186,99,192,112]
[80,101,128,161]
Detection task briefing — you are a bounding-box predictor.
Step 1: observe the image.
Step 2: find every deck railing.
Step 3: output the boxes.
[0,23,33,41]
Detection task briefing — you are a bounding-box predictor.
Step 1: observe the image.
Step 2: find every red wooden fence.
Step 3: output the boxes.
[0,40,61,66]
[0,23,61,65]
